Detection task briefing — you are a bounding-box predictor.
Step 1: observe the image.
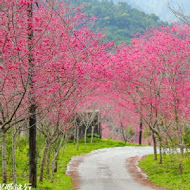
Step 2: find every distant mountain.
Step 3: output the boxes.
[114,0,190,22]
[72,0,167,44]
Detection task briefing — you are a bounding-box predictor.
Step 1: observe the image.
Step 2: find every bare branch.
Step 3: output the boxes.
[168,1,190,25]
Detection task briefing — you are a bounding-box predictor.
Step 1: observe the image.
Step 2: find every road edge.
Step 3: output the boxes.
[66,155,85,190]
[126,156,167,190]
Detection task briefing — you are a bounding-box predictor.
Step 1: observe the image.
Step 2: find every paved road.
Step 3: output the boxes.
[67,146,154,190]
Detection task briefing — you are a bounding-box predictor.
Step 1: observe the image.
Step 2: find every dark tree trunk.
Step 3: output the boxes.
[73,127,76,144]
[179,163,183,174]
[139,119,142,145]
[152,131,157,160]
[27,1,37,187]
[29,104,37,188]
[77,126,79,151]
[159,140,162,164]
[120,125,127,143]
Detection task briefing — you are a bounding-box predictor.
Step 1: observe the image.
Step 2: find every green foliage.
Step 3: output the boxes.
[143,126,151,138]
[86,133,100,138]
[125,125,134,137]
[73,0,167,45]
[0,133,139,190]
[184,128,190,148]
[139,154,190,190]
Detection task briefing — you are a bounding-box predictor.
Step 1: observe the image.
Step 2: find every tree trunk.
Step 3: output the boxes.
[121,126,127,143]
[27,1,37,188]
[179,162,183,174]
[12,129,17,188]
[91,126,94,143]
[73,127,76,144]
[180,145,184,158]
[2,129,7,183]
[29,104,37,187]
[76,126,79,151]
[51,136,64,182]
[152,131,157,160]
[84,127,87,147]
[62,134,68,155]
[178,145,184,174]
[54,159,57,173]
[46,148,51,175]
[139,119,142,145]
[159,139,162,164]
[39,141,49,182]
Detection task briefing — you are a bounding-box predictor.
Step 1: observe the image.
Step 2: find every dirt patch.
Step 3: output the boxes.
[126,156,167,190]
[66,155,84,190]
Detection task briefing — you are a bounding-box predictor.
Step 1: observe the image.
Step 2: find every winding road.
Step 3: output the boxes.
[67,146,154,190]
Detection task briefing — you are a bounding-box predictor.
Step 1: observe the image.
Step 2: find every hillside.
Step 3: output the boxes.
[114,0,190,22]
[76,0,167,44]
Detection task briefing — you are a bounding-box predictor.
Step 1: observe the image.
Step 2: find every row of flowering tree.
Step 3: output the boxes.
[0,0,114,188]
[1,0,190,188]
[77,23,190,175]
[109,24,190,172]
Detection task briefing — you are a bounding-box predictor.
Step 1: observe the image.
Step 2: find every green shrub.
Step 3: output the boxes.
[86,133,100,138]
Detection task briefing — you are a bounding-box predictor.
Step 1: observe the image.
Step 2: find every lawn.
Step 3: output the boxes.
[139,154,190,190]
[0,136,138,190]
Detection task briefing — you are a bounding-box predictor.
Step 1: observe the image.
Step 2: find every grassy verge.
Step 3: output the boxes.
[139,154,190,190]
[0,136,139,190]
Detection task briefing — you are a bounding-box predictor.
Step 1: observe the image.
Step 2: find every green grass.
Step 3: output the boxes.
[139,154,190,190]
[0,135,139,190]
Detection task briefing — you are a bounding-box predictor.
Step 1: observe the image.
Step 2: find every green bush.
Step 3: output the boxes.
[86,133,100,138]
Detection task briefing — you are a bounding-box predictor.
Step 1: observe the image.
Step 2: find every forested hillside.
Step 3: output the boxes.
[72,0,167,44]
[116,0,190,22]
